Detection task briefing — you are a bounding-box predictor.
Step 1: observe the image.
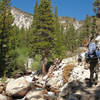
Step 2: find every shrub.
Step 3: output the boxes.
[31,54,42,71]
[4,47,29,77]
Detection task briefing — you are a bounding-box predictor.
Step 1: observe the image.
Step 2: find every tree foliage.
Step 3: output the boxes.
[93,0,100,13]
[65,24,78,52]
[53,5,66,58]
[29,0,55,58]
[0,0,14,76]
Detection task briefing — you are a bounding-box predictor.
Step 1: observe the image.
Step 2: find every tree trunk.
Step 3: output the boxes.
[42,56,48,77]
[42,48,49,77]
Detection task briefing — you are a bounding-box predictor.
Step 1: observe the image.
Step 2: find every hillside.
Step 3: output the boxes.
[11,7,33,29]
[11,7,83,30]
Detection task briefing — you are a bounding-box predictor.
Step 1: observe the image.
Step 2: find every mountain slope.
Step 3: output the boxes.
[11,7,82,30]
[11,7,33,29]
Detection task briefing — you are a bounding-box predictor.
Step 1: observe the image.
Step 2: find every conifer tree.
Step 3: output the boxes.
[29,0,39,57]
[0,0,14,75]
[65,24,77,53]
[90,16,97,37]
[32,0,38,29]
[10,25,19,49]
[54,5,66,58]
[84,15,91,37]
[30,0,55,76]
[79,15,91,44]
[31,0,55,56]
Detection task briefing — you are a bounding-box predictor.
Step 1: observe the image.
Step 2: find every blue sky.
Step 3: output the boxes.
[11,0,95,21]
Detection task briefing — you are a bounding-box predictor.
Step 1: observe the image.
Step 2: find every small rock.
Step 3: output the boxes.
[25,88,43,100]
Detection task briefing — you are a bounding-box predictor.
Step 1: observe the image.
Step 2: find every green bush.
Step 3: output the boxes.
[15,47,29,68]
[4,47,29,77]
[31,54,42,71]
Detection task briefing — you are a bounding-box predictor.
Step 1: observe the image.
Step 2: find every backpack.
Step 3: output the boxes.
[85,52,89,63]
[88,42,97,58]
[96,50,100,60]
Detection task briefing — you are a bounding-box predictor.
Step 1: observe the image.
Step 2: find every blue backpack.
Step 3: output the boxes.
[96,50,100,60]
[88,42,97,58]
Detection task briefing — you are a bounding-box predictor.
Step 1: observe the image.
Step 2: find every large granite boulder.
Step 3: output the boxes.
[6,77,30,97]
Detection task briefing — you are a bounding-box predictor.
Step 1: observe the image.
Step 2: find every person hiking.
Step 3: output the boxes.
[77,53,82,65]
[85,37,100,87]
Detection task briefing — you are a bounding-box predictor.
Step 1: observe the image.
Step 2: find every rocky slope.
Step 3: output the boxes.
[1,35,100,100]
[11,7,33,29]
[11,7,82,30]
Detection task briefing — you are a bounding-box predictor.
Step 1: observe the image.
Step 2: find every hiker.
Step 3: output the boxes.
[77,53,82,66]
[85,37,100,87]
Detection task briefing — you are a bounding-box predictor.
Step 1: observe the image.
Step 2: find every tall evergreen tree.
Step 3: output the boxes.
[0,0,14,75]
[30,0,55,76]
[30,0,55,56]
[54,5,66,58]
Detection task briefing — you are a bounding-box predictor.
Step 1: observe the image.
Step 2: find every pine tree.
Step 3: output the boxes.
[30,0,55,56]
[31,0,38,29]
[93,0,100,17]
[10,25,19,49]
[29,0,39,57]
[54,5,66,58]
[0,0,14,75]
[79,15,91,44]
[90,16,97,37]
[84,15,91,37]
[37,0,55,54]
[30,0,55,76]
[65,24,77,53]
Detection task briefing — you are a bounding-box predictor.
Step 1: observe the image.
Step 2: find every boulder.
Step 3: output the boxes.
[0,94,12,100]
[25,88,44,100]
[6,77,30,97]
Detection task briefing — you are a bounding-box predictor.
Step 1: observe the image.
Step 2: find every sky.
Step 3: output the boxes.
[11,0,95,21]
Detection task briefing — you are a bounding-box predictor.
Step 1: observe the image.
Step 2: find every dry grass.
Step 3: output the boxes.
[63,64,75,83]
